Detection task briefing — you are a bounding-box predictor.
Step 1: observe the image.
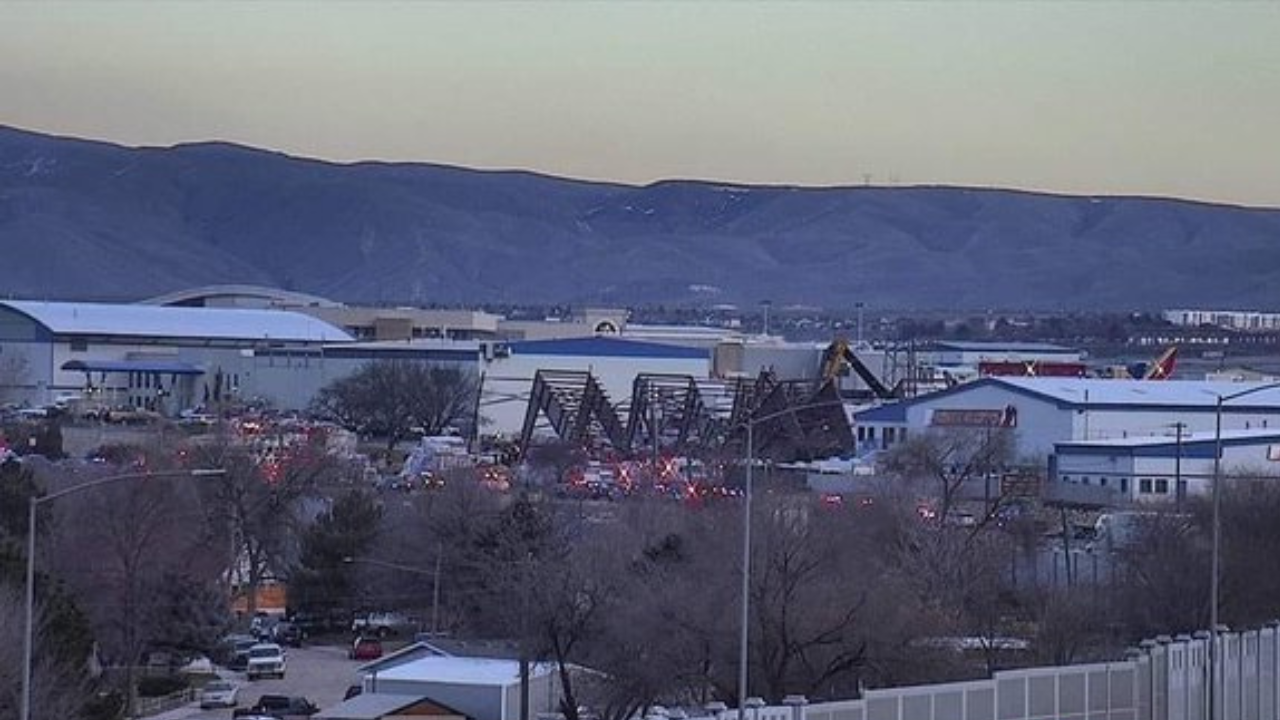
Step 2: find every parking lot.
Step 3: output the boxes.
[155,644,365,720]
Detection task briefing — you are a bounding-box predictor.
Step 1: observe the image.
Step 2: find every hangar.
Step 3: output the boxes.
[854,377,1280,460]
[0,299,351,413]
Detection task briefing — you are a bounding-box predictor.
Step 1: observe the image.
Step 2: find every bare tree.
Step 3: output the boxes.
[1107,511,1208,639]
[187,435,329,616]
[49,465,213,714]
[0,353,30,405]
[882,427,1016,526]
[581,502,741,717]
[1030,587,1112,666]
[1215,478,1280,627]
[744,495,919,701]
[314,361,480,453]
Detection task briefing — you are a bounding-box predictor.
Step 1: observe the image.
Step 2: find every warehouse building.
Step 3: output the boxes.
[853,378,1280,460]
[1053,429,1280,504]
[481,336,711,439]
[0,299,352,413]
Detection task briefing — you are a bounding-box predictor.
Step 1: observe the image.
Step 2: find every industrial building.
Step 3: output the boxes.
[0,299,352,413]
[853,378,1280,459]
[1163,308,1280,332]
[481,336,712,439]
[146,285,504,341]
[1053,429,1280,504]
[0,299,500,415]
[923,340,1085,382]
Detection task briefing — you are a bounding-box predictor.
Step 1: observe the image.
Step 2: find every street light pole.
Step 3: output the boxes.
[20,497,36,720]
[737,422,754,720]
[1210,395,1224,720]
[735,399,846,720]
[20,467,224,720]
[1172,421,1186,512]
[1208,381,1280,720]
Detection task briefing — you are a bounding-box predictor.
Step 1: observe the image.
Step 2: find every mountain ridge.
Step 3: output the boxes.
[1,124,1278,311]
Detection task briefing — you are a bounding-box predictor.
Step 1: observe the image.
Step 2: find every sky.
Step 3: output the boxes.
[1,2,1278,207]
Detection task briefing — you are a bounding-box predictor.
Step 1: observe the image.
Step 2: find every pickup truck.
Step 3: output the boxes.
[233,694,319,719]
[350,611,417,637]
[245,643,287,680]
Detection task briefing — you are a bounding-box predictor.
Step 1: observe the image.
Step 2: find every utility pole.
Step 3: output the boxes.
[1172,421,1186,511]
[855,302,865,348]
[431,542,443,636]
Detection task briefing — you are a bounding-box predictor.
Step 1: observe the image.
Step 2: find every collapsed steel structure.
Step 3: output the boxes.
[518,368,855,463]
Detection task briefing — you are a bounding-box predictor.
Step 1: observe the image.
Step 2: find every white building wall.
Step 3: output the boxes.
[481,352,711,438]
[0,340,54,405]
[1056,453,1137,495]
[1071,409,1280,443]
[902,384,1074,459]
[1056,441,1280,504]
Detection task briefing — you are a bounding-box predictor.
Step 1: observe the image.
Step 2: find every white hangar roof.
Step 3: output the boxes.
[1,300,353,344]
[856,378,1280,423]
[994,378,1280,409]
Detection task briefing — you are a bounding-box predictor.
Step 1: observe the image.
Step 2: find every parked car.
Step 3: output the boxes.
[200,680,241,709]
[219,634,258,671]
[250,611,278,641]
[245,643,287,680]
[272,621,303,647]
[234,694,319,719]
[349,636,383,661]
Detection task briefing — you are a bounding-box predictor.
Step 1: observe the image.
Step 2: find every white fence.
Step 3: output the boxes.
[685,624,1280,720]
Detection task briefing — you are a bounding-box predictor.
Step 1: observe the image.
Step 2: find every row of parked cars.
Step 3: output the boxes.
[218,635,289,679]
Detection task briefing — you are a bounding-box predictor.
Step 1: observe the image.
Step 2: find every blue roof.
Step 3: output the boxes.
[508,336,708,360]
[854,403,907,423]
[62,359,205,375]
[936,341,1077,354]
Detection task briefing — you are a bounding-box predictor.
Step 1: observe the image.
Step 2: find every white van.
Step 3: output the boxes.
[1091,511,1192,553]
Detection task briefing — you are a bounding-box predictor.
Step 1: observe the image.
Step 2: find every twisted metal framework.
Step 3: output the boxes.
[518,368,854,463]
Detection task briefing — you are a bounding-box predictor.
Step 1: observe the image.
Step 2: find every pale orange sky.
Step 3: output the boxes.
[1,2,1277,207]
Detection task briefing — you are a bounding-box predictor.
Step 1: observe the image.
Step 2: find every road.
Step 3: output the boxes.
[151,645,363,720]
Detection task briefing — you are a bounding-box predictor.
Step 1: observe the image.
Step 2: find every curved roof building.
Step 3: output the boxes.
[1,300,352,344]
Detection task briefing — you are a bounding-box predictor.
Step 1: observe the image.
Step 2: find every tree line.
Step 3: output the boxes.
[5,419,1280,719]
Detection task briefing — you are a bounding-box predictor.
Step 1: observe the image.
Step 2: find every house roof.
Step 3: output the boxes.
[418,637,523,661]
[0,300,352,343]
[357,639,524,679]
[369,656,551,687]
[508,336,707,360]
[315,693,457,720]
[853,403,907,423]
